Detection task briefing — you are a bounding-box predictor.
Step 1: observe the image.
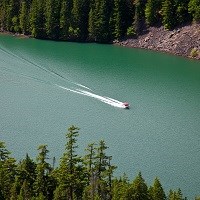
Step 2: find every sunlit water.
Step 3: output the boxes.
[0,34,200,198]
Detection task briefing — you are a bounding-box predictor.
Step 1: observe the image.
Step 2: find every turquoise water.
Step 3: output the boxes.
[0,34,200,198]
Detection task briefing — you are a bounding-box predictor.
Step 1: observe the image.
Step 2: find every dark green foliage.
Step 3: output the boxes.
[162,0,176,30]
[70,0,90,41]
[53,126,87,200]
[34,145,55,199]
[168,188,185,200]
[145,0,162,26]
[0,141,10,161]
[175,0,191,25]
[89,0,112,42]
[0,126,196,199]
[0,0,198,42]
[29,0,46,38]
[19,1,29,34]
[134,0,147,35]
[45,0,61,39]
[1,158,17,199]
[59,0,73,40]
[188,0,200,22]
[149,177,166,200]
[111,174,129,200]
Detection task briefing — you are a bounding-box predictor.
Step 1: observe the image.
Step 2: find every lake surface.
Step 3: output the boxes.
[0,34,200,198]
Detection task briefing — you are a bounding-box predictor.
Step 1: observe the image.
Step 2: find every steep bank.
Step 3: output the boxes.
[116,24,200,60]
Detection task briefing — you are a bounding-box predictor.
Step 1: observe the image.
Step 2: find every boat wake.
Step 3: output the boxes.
[0,46,126,108]
[55,85,126,108]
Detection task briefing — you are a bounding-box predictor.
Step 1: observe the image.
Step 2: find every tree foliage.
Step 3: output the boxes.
[0,0,196,42]
[0,126,196,199]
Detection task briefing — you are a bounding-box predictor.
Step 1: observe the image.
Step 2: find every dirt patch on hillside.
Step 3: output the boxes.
[116,24,200,60]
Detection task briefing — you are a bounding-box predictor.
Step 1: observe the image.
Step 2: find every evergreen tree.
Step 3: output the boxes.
[12,154,37,198]
[59,0,73,40]
[33,145,55,199]
[110,0,123,40]
[69,0,82,40]
[70,0,90,40]
[83,140,116,200]
[0,0,7,30]
[162,0,176,30]
[83,143,96,200]
[188,0,200,22]
[134,0,147,35]
[149,177,166,200]
[45,0,61,39]
[89,0,112,42]
[0,157,17,199]
[111,174,129,200]
[168,188,185,200]
[54,126,87,200]
[126,172,149,200]
[19,0,29,34]
[29,0,45,38]
[175,0,190,25]
[145,0,162,26]
[95,140,116,199]
[0,141,16,200]
[88,0,96,41]
[0,141,10,161]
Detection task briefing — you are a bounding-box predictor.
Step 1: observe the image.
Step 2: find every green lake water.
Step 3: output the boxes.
[0,34,200,198]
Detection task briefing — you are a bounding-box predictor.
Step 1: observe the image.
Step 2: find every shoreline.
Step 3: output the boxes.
[1,24,200,60]
[114,24,200,60]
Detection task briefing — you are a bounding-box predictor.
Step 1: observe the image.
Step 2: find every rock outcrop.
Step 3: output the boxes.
[117,24,200,60]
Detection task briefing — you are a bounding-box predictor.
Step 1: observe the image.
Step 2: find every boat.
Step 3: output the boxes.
[122,102,130,109]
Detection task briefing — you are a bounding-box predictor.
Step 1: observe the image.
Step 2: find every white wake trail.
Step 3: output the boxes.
[56,85,125,108]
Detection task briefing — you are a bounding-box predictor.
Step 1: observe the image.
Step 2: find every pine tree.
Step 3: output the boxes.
[33,145,55,199]
[0,141,16,200]
[149,177,166,200]
[0,0,7,30]
[126,172,149,200]
[89,0,112,42]
[134,0,147,35]
[83,143,96,200]
[145,0,162,26]
[88,0,96,41]
[29,0,45,38]
[0,157,17,199]
[12,154,37,198]
[188,0,200,22]
[175,0,190,25]
[69,0,82,40]
[95,140,116,199]
[54,126,87,200]
[71,0,90,40]
[59,0,73,40]
[112,174,129,200]
[0,141,10,161]
[162,0,176,30]
[110,0,123,40]
[19,0,29,34]
[45,0,61,39]
[168,188,185,200]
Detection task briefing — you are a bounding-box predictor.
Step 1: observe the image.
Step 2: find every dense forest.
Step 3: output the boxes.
[0,0,199,43]
[0,125,199,200]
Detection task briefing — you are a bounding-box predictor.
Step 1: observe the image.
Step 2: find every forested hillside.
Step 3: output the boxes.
[1,126,200,200]
[0,0,199,43]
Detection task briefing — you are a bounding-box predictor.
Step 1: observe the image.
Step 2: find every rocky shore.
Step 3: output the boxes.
[116,24,200,60]
[1,24,200,60]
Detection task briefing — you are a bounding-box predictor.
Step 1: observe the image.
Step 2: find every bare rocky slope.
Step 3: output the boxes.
[116,24,200,60]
